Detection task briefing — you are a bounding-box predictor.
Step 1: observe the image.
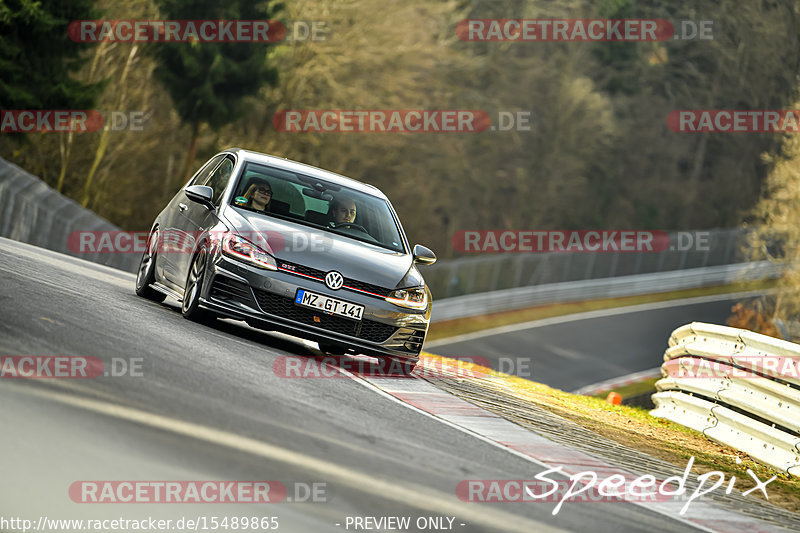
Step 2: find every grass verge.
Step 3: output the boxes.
[419,351,800,514]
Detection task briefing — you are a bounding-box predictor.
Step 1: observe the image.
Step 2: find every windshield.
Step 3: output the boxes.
[229,162,406,253]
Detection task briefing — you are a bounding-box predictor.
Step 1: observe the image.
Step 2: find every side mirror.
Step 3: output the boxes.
[184,185,214,210]
[412,244,437,265]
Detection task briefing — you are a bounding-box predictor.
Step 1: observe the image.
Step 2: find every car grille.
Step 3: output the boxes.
[210,276,254,305]
[403,328,426,353]
[276,259,393,298]
[344,278,392,297]
[253,289,398,343]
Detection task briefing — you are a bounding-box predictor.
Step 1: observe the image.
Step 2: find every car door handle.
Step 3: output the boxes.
[179,203,188,211]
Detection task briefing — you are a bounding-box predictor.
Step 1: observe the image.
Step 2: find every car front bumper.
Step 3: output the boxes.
[198,255,429,360]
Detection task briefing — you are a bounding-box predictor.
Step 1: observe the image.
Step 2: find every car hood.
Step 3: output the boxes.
[221,207,422,289]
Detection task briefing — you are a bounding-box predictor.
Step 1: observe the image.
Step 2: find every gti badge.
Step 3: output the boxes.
[325,271,344,290]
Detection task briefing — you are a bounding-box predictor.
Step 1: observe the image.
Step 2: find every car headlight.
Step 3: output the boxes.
[222,234,277,270]
[385,287,427,310]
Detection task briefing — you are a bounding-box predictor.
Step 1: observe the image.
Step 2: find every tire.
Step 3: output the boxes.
[135,229,167,303]
[181,245,213,322]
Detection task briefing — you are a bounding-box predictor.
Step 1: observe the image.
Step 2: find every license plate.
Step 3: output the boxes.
[295,289,364,321]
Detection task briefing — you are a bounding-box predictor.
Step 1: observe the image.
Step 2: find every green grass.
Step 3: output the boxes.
[422,278,800,512]
[421,352,800,511]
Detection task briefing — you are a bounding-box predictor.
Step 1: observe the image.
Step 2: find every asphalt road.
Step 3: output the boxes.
[427,296,753,392]
[0,238,708,532]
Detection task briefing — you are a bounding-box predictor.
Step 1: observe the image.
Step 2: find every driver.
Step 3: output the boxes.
[331,196,357,225]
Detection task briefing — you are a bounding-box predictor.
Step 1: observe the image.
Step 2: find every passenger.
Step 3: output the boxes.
[242,179,273,213]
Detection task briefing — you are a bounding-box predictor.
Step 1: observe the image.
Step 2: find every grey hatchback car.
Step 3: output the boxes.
[135,148,436,370]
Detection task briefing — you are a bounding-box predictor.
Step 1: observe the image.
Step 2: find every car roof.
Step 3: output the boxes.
[223,148,387,199]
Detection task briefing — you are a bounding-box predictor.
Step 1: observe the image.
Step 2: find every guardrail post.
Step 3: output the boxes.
[633,249,643,276]
[584,252,597,280]
[656,248,667,272]
[489,255,503,291]
[527,254,548,285]
[466,260,478,294]
[678,246,688,270]
[723,230,736,265]
[609,252,619,277]
[447,261,460,298]
[513,254,525,289]
[560,252,572,282]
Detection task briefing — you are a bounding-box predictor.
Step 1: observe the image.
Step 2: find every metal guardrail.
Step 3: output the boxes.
[427,228,750,299]
[0,157,137,272]
[431,261,782,323]
[651,322,800,476]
